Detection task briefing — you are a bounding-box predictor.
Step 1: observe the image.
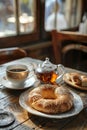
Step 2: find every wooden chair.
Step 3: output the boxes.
[0,47,27,64]
[51,30,87,72]
[62,44,87,71]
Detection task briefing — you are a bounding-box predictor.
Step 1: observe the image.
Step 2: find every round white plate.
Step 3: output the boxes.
[0,75,36,90]
[19,88,83,119]
[63,73,87,91]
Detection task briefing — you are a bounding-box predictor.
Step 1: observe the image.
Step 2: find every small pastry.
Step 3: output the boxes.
[81,75,87,87]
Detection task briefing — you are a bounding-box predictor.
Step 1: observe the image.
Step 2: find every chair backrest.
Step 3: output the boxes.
[51,30,87,71]
[0,47,27,64]
[62,44,87,70]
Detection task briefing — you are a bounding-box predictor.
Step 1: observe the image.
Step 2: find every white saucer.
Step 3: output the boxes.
[0,75,36,90]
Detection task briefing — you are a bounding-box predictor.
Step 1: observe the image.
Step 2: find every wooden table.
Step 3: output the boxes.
[0,57,87,130]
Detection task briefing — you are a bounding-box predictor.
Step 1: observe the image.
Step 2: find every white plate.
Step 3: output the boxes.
[0,75,36,90]
[19,88,83,119]
[63,73,87,91]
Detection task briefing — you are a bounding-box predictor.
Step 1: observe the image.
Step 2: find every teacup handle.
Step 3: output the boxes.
[56,64,66,84]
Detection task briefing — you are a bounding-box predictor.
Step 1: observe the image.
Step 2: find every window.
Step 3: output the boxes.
[45,0,82,31]
[0,0,40,48]
[0,0,36,37]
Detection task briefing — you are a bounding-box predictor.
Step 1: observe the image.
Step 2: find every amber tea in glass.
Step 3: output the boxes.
[36,71,58,84]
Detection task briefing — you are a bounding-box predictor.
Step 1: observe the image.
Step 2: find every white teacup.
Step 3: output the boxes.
[6,64,29,87]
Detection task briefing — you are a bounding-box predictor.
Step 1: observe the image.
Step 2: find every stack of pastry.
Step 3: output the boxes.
[66,72,87,87]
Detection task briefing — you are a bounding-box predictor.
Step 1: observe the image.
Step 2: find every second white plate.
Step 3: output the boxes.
[63,73,87,91]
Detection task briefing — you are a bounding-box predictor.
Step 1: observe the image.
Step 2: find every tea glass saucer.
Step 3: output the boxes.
[0,75,36,90]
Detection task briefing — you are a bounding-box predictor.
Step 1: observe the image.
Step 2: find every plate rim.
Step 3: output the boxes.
[63,73,87,91]
[19,87,83,119]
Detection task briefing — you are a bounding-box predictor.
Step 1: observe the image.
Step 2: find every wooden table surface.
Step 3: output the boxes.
[0,57,87,130]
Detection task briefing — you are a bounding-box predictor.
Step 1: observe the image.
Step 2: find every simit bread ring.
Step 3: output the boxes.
[28,84,74,114]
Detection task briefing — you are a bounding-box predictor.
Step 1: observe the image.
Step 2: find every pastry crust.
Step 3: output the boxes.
[28,84,74,114]
[66,72,87,87]
[81,75,87,87]
[68,73,82,86]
